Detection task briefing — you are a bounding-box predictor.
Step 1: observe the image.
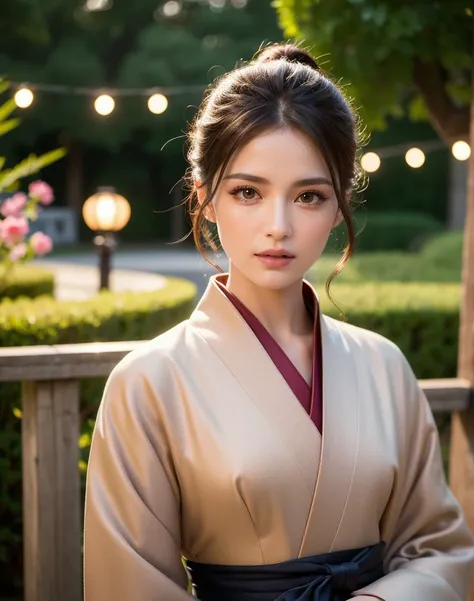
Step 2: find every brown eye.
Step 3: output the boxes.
[302,192,318,203]
[234,187,258,201]
[297,191,324,205]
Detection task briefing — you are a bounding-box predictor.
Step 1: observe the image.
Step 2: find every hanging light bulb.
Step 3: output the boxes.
[14,87,34,108]
[452,140,471,161]
[94,94,115,116]
[162,0,181,16]
[360,152,381,173]
[148,93,168,115]
[405,147,425,168]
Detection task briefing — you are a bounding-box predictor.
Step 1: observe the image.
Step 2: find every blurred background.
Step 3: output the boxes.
[0,1,472,600]
[1,0,471,246]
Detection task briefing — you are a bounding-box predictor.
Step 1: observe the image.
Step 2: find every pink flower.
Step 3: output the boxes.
[9,242,27,262]
[29,231,53,256]
[1,215,29,245]
[28,180,54,206]
[0,192,28,217]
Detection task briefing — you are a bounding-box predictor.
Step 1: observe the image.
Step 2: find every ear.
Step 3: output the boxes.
[332,207,343,229]
[332,190,351,229]
[195,180,216,223]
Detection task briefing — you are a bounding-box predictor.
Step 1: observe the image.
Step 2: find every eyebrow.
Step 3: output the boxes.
[222,173,333,187]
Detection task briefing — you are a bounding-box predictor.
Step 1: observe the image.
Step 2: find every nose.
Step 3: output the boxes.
[266,198,292,240]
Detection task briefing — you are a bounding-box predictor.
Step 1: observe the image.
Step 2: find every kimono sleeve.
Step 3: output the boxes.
[83,359,193,601]
[355,350,474,601]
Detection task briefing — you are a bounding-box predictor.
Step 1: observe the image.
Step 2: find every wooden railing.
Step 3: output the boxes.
[0,342,473,601]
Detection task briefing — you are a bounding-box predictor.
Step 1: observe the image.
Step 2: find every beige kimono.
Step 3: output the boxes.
[83,274,474,600]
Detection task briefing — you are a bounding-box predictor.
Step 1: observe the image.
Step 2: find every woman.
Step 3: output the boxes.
[83,44,474,600]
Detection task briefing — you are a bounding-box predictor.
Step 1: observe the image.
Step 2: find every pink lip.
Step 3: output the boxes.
[255,249,295,258]
[255,254,294,268]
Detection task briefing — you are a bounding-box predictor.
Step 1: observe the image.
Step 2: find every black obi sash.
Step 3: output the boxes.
[187,543,385,601]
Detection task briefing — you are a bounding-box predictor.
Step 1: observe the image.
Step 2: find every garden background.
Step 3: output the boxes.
[0,0,472,599]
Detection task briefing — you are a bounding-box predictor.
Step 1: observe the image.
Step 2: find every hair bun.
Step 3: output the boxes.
[256,44,319,71]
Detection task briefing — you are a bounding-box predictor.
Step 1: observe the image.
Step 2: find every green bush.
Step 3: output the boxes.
[327,211,444,253]
[317,282,460,379]
[0,265,54,301]
[419,230,463,275]
[0,277,197,346]
[312,249,461,284]
[0,277,197,597]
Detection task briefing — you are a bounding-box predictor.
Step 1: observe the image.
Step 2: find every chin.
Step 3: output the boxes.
[250,269,304,291]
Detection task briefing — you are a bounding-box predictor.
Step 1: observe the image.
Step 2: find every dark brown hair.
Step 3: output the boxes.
[185,43,364,298]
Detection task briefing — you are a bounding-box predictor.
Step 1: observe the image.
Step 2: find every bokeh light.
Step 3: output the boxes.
[148,93,169,115]
[405,147,425,168]
[84,0,112,10]
[162,1,181,17]
[452,140,471,161]
[14,87,34,108]
[94,94,115,116]
[361,152,381,173]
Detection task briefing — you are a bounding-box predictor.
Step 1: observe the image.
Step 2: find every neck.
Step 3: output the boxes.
[223,266,313,340]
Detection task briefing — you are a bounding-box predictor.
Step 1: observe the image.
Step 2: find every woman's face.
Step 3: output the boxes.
[199,127,342,291]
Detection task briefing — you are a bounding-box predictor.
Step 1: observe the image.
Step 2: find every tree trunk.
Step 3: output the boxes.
[449,22,474,601]
[413,58,470,143]
[448,155,468,229]
[412,58,470,230]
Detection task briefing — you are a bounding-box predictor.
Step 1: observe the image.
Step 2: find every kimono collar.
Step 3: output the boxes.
[189,273,360,557]
[192,273,321,323]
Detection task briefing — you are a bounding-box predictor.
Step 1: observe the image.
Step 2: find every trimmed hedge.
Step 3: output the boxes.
[419,230,463,274]
[314,251,461,284]
[315,230,463,284]
[318,282,460,379]
[327,211,444,253]
[0,265,54,301]
[0,277,197,346]
[0,277,197,597]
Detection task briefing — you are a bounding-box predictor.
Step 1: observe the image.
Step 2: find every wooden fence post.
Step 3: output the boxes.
[22,380,82,601]
[450,21,474,601]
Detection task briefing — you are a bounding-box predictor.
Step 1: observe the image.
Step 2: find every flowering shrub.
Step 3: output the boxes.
[0,78,65,280]
[0,181,55,268]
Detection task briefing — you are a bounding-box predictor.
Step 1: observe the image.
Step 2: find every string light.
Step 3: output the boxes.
[361,152,381,173]
[14,87,34,108]
[5,81,472,171]
[405,147,425,168]
[147,93,168,114]
[94,94,115,116]
[84,0,112,10]
[452,140,471,161]
[162,0,181,16]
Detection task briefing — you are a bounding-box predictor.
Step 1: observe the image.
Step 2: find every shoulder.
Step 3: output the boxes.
[322,313,416,384]
[112,320,191,377]
[323,314,403,361]
[93,322,195,444]
[100,320,194,412]
[323,315,426,421]
[322,316,430,435]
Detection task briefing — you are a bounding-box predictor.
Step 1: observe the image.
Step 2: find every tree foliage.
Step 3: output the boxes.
[0,1,281,238]
[0,79,65,193]
[275,0,472,140]
[0,0,281,151]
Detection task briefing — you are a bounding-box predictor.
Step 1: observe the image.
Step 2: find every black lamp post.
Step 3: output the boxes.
[82,187,131,291]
